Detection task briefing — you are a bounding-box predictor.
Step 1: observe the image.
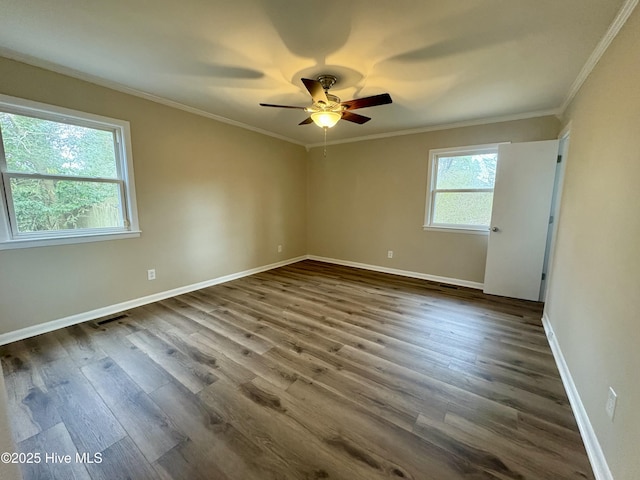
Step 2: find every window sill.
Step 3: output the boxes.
[422,226,489,235]
[0,230,142,250]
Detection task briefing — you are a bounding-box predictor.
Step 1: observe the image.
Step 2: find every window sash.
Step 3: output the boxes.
[431,187,494,194]
[2,171,125,184]
[431,188,493,231]
[1,172,128,239]
[429,188,494,226]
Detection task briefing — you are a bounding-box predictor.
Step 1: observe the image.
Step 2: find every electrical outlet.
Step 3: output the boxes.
[605,387,617,421]
[277,245,283,253]
[147,269,156,281]
[387,250,393,259]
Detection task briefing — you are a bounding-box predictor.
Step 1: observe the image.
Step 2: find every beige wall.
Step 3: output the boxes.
[307,117,560,283]
[0,57,308,335]
[544,6,640,479]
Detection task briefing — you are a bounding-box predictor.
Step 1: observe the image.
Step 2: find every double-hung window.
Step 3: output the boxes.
[0,94,140,249]
[424,143,499,233]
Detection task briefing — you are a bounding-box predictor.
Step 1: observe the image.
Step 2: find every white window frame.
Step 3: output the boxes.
[423,143,502,235]
[0,94,140,250]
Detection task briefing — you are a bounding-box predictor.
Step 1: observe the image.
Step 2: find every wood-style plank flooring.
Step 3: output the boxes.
[0,260,594,479]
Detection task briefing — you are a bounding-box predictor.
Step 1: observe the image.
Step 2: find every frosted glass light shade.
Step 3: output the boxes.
[310,111,341,128]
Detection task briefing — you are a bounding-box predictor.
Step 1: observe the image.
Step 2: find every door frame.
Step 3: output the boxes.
[540,122,571,301]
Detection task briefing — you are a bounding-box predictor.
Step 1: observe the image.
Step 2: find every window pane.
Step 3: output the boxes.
[432,191,494,226]
[0,112,117,178]
[9,177,123,233]
[436,154,497,189]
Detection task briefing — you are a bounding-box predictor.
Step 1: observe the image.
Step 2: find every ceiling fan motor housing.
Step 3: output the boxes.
[317,74,338,91]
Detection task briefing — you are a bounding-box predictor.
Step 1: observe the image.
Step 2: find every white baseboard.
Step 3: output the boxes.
[541,313,613,480]
[1,254,480,345]
[307,255,484,290]
[0,255,307,346]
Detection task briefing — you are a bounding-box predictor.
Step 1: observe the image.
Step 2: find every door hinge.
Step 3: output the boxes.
[541,273,546,280]
[557,155,562,163]
[549,215,554,224]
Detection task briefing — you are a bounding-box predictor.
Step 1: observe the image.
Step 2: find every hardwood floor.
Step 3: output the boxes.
[0,260,594,479]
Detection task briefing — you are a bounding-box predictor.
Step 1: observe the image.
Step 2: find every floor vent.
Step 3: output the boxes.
[96,314,129,326]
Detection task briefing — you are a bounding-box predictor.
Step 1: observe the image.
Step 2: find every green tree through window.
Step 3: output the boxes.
[0,95,139,249]
[425,145,498,231]
[1,112,123,233]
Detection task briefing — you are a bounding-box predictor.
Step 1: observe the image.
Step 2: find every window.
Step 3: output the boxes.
[0,94,140,249]
[424,143,499,233]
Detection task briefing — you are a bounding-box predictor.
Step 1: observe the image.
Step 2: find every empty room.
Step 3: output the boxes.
[0,1,638,479]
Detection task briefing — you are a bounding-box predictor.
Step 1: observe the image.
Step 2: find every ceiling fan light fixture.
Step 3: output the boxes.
[260,75,391,130]
[310,110,341,128]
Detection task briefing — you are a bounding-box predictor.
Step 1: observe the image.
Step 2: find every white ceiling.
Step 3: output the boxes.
[0,0,626,146]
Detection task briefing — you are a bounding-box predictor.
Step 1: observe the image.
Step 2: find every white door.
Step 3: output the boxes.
[483,140,559,301]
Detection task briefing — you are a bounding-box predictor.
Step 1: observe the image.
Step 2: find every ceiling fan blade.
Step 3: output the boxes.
[299,117,314,125]
[341,93,392,110]
[260,103,306,109]
[341,111,371,124]
[301,78,329,104]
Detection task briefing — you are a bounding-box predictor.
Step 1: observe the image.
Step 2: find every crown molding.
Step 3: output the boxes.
[560,0,638,114]
[0,49,562,151]
[0,48,305,148]
[305,109,562,149]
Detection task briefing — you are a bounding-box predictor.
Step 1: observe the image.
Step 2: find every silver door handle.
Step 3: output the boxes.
[491,226,500,232]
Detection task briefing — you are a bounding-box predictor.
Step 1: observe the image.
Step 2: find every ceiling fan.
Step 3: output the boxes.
[260,75,392,128]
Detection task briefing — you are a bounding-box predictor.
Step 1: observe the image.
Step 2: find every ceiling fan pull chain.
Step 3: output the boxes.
[323,127,328,157]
